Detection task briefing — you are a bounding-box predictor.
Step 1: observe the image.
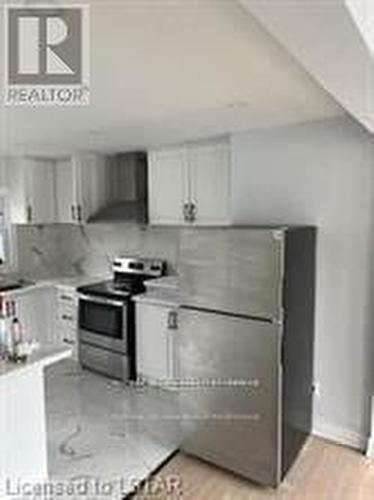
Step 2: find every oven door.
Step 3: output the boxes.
[78,294,127,354]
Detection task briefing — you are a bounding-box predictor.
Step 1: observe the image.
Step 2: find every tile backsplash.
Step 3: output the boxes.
[15,223,180,280]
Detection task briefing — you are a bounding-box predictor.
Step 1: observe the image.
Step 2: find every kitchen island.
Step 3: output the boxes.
[0,346,71,499]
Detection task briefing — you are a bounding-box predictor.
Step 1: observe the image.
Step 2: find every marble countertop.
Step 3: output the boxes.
[134,289,180,307]
[51,274,110,289]
[136,276,180,307]
[0,345,72,382]
[0,275,109,297]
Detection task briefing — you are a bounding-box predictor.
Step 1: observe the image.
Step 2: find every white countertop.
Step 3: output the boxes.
[134,289,180,307]
[0,345,72,382]
[136,275,180,307]
[51,274,110,289]
[145,276,179,290]
[0,274,109,297]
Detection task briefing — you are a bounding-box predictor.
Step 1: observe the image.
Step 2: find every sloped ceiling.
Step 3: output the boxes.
[346,0,374,55]
[0,0,344,156]
[239,0,374,134]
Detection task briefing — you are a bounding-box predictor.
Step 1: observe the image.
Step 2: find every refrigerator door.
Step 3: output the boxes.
[179,228,285,320]
[179,307,282,487]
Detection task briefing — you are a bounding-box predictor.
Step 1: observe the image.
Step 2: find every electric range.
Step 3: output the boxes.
[77,257,166,381]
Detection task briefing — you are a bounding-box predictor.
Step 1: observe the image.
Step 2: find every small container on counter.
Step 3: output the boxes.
[0,295,6,360]
[0,298,39,364]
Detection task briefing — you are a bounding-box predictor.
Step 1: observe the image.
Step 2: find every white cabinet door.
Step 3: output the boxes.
[6,158,56,224]
[55,159,76,223]
[26,159,56,224]
[74,154,107,223]
[55,154,107,224]
[148,148,189,225]
[148,140,231,226]
[6,158,28,223]
[136,303,169,382]
[136,302,177,384]
[189,142,231,225]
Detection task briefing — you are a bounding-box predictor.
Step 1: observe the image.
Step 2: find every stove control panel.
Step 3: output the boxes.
[112,257,165,277]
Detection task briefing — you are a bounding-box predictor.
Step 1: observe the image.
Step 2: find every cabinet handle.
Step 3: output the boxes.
[167,310,178,330]
[189,202,197,223]
[71,205,76,221]
[63,338,75,345]
[183,203,190,223]
[27,205,32,223]
[183,203,197,223]
[77,205,83,222]
[61,314,74,321]
[59,294,74,302]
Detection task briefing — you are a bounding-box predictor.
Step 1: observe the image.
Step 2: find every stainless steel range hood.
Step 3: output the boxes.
[88,152,148,224]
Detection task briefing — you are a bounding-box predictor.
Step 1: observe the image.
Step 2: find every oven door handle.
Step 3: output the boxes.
[79,294,125,308]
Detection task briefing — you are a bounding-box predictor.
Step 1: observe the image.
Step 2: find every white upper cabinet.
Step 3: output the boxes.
[26,160,56,224]
[189,142,231,226]
[7,157,56,224]
[55,159,75,223]
[148,139,231,226]
[148,148,189,225]
[5,154,106,225]
[74,154,107,223]
[55,154,107,223]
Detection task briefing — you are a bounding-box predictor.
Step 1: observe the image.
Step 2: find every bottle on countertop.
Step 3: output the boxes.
[3,299,14,357]
[0,295,6,360]
[11,317,27,363]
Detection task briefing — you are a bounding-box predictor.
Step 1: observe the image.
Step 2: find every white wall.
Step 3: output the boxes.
[231,116,374,448]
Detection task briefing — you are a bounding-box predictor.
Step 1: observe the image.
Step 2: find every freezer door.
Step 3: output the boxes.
[179,228,285,320]
[179,307,282,487]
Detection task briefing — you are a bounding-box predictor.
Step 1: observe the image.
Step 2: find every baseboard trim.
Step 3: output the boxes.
[312,418,365,451]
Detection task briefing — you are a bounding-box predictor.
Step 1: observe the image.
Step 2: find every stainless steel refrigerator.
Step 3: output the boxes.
[178,226,316,487]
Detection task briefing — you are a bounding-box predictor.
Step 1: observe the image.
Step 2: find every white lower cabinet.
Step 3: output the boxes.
[54,285,79,359]
[136,301,178,388]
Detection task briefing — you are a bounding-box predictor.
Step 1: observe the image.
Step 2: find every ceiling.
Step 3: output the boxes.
[346,0,374,56]
[239,0,374,134]
[0,0,344,157]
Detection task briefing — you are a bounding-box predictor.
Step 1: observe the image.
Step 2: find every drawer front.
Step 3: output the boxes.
[57,292,76,304]
[179,307,282,486]
[57,311,77,324]
[56,322,76,344]
[56,288,78,325]
[79,343,129,381]
[56,285,77,303]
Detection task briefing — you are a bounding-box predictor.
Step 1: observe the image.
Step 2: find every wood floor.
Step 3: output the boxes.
[133,438,374,499]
